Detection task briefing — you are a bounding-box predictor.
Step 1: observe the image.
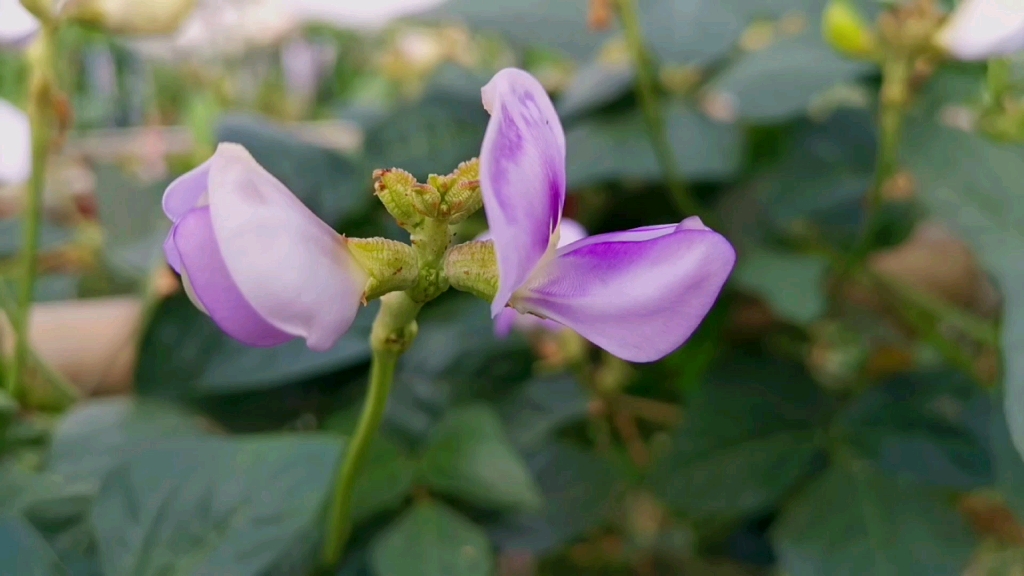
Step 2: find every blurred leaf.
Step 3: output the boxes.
[216,115,370,226]
[0,218,74,259]
[47,398,207,488]
[0,514,66,576]
[0,275,80,302]
[706,33,871,122]
[565,101,743,188]
[733,249,828,325]
[421,404,542,512]
[424,0,611,59]
[647,353,829,518]
[497,375,589,452]
[487,442,621,554]
[836,371,992,489]
[362,67,489,182]
[370,500,493,576]
[135,293,373,399]
[91,165,169,279]
[901,75,1024,459]
[557,60,635,119]
[640,0,745,65]
[771,459,976,576]
[91,435,343,576]
[350,435,416,525]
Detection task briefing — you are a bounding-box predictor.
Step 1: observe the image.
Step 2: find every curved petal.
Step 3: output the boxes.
[172,207,293,347]
[677,216,710,231]
[162,158,212,221]
[0,1,39,49]
[557,223,678,254]
[479,67,567,316]
[163,229,183,274]
[938,0,1024,60]
[0,98,31,185]
[557,218,588,247]
[206,143,367,352]
[515,228,736,362]
[494,308,517,338]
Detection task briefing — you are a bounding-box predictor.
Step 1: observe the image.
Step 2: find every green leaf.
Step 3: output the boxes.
[990,395,1024,518]
[90,435,344,576]
[91,165,170,279]
[640,0,745,66]
[771,460,976,576]
[135,293,373,399]
[362,66,489,182]
[732,248,828,325]
[486,443,621,554]
[497,375,589,452]
[706,33,871,122]
[0,218,74,259]
[647,353,828,518]
[420,404,542,512]
[557,60,635,120]
[0,514,67,576]
[423,0,611,59]
[350,436,416,525]
[565,101,743,188]
[216,115,370,226]
[836,371,992,489]
[370,500,493,576]
[47,398,207,487]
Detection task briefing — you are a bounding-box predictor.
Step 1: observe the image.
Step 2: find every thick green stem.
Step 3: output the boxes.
[10,24,57,401]
[615,0,709,223]
[321,291,422,568]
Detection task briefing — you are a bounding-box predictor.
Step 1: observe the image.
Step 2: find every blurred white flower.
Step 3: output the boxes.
[0,0,40,49]
[0,98,31,186]
[937,0,1024,61]
[285,0,445,30]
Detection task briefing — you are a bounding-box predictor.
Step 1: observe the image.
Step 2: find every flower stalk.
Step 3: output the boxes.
[10,15,57,400]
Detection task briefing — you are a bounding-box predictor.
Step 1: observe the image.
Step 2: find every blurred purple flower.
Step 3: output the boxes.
[162,143,368,351]
[0,98,30,185]
[938,0,1024,60]
[478,68,736,362]
[0,0,39,50]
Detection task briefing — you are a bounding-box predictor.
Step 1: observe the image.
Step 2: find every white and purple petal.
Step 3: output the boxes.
[0,98,31,185]
[512,224,735,362]
[479,67,567,316]
[938,0,1024,61]
[0,0,40,50]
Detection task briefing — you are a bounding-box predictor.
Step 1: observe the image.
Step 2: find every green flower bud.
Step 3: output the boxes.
[822,0,878,60]
[444,240,498,302]
[374,168,423,231]
[345,237,419,302]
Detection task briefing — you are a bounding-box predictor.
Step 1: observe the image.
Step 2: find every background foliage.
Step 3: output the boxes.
[1,0,1022,574]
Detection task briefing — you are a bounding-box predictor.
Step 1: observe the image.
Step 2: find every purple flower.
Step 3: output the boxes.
[162,143,368,351]
[478,68,736,363]
[0,0,40,50]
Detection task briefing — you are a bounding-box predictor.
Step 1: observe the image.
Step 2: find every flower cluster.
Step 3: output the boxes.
[167,68,736,362]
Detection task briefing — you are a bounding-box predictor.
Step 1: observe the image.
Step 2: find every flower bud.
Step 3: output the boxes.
[373,168,422,230]
[66,0,196,36]
[411,182,443,219]
[444,240,498,301]
[345,237,419,301]
[445,158,482,224]
[823,0,878,60]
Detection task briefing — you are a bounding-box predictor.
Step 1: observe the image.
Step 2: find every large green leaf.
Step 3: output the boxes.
[706,32,871,122]
[370,500,493,576]
[216,114,370,226]
[639,0,745,66]
[91,165,170,279]
[497,375,589,452]
[135,293,373,399]
[420,404,542,512]
[90,435,344,576]
[646,353,829,518]
[557,59,635,120]
[836,371,992,489]
[732,248,829,325]
[46,398,207,488]
[565,101,743,188]
[771,460,976,576]
[0,514,66,576]
[900,68,1024,458]
[487,443,621,554]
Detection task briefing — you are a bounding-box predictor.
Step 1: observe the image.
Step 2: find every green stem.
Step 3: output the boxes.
[321,291,422,568]
[10,24,57,401]
[615,0,708,223]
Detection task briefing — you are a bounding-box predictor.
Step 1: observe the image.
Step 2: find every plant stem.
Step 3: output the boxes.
[614,0,707,222]
[10,23,57,401]
[321,291,421,568]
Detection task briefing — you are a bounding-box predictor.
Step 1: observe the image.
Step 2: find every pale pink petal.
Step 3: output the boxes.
[938,0,1024,60]
[0,98,30,185]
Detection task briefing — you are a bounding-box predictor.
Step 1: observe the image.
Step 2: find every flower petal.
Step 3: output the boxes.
[515,227,736,362]
[172,207,293,347]
[557,218,588,247]
[0,98,31,185]
[938,0,1024,61]
[162,158,212,221]
[557,223,678,254]
[494,308,517,338]
[0,1,39,49]
[163,229,183,274]
[479,67,567,316]
[206,143,367,352]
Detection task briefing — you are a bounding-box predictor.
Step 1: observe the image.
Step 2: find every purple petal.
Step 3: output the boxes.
[479,68,567,316]
[677,216,710,231]
[163,229,182,274]
[172,207,293,347]
[514,227,736,362]
[0,98,30,185]
[206,143,368,352]
[557,223,678,254]
[557,218,587,247]
[0,1,39,50]
[162,158,212,221]
[494,308,517,338]
[939,0,1024,60]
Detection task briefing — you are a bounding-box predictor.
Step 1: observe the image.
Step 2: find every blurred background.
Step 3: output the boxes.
[1,0,1023,574]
